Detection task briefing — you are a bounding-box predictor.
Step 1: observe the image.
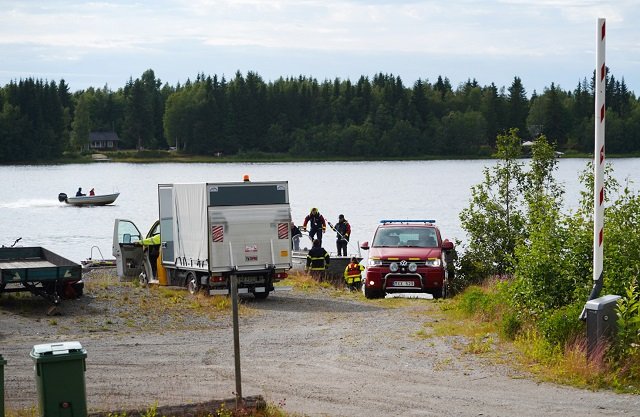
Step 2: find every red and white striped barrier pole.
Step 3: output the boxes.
[581,18,606,320]
[593,18,606,293]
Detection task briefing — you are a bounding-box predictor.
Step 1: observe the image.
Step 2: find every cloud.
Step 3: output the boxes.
[1,0,639,93]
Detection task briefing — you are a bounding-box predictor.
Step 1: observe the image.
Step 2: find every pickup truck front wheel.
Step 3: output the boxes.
[433,279,449,299]
[364,286,383,299]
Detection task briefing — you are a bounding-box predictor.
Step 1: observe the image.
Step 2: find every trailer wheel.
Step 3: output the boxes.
[187,272,200,295]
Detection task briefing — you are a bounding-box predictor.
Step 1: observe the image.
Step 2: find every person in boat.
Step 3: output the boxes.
[302,208,326,245]
[332,214,351,256]
[291,222,302,251]
[89,188,95,196]
[75,187,86,197]
[306,239,330,282]
[343,256,364,291]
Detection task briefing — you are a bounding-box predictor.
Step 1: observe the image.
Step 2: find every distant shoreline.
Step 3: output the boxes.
[5,150,639,165]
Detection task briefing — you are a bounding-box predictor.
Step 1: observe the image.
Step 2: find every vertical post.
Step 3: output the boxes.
[581,18,606,321]
[0,354,6,417]
[593,18,606,295]
[230,274,243,408]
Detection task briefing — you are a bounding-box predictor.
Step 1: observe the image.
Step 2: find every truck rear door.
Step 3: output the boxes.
[112,219,144,278]
[207,182,292,272]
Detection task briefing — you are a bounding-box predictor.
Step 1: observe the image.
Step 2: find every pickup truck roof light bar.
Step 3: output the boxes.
[379,219,436,224]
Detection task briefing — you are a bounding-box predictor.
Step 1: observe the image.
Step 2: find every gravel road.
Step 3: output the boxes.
[1,276,639,417]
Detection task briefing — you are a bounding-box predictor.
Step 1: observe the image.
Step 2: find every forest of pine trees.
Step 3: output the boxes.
[1,68,639,163]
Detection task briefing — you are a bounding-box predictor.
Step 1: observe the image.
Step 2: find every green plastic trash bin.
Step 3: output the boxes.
[30,341,87,417]
[1,353,6,417]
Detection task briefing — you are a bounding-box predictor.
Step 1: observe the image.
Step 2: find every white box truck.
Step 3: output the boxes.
[113,180,292,299]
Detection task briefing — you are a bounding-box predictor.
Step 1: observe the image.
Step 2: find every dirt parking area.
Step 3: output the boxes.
[1,271,639,417]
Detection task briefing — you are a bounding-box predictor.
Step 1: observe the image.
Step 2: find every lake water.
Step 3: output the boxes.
[1,159,638,263]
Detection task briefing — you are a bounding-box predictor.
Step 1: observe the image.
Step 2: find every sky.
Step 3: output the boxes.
[1,0,639,95]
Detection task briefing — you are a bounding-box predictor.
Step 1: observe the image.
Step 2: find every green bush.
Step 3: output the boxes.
[456,286,501,321]
[537,302,586,349]
[614,278,640,359]
[500,311,522,340]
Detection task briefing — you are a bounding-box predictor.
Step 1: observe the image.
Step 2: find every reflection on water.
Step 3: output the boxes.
[0,159,637,262]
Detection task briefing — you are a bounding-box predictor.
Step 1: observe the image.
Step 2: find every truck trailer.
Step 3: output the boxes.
[113,180,292,299]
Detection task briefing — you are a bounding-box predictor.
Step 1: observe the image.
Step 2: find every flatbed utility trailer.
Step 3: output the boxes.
[0,247,83,304]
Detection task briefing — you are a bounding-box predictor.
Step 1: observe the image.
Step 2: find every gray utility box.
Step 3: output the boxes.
[585,294,621,358]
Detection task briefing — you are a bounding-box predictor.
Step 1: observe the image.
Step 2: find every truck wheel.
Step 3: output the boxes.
[253,291,269,300]
[434,281,448,299]
[139,272,149,287]
[364,287,382,299]
[187,272,200,295]
[433,283,449,299]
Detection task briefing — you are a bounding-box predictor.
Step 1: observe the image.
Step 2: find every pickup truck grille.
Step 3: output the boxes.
[379,259,423,267]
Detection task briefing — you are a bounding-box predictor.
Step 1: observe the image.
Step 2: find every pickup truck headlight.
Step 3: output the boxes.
[389,262,399,272]
[425,258,441,267]
[368,258,383,267]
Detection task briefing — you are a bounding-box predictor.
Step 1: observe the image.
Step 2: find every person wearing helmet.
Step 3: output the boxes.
[343,256,364,291]
[302,207,326,244]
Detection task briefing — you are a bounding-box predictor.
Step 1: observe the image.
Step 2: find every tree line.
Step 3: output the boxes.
[1,68,639,163]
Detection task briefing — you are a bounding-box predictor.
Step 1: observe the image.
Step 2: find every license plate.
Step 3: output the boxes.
[394,281,414,287]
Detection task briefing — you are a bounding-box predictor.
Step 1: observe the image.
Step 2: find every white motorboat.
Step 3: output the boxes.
[58,192,119,206]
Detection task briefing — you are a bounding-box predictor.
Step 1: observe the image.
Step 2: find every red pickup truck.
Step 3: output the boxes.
[360,220,455,299]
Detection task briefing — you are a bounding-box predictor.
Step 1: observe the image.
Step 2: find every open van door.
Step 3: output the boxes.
[112,219,144,279]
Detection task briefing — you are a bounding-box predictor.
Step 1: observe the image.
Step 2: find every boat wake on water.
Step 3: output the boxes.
[0,199,60,209]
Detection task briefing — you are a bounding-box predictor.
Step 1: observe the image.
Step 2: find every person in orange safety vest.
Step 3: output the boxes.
[343,256,364,291]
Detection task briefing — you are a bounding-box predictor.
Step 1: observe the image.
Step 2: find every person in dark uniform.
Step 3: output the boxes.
[76,187,86,197]
[302,208,326,244]
[333,214,351,256]
[306,239,330,282]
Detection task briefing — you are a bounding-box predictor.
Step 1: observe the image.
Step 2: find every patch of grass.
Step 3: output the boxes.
[279,273,323,292]
[84,270,120,290]
[433,357,454,371]
[414,324,434,339]
[434,283,640,393]
[513,329,610,389]
[5,406,38,417]
[280,273,355,300]
[464,334,495,354]
[432,316,497,339]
